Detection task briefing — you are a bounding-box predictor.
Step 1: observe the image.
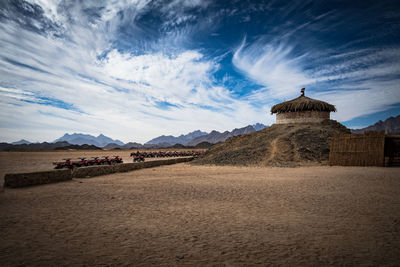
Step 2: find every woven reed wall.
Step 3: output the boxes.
[329,132,385,166]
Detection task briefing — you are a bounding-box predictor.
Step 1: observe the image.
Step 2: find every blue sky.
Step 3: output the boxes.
[0,0,399,143]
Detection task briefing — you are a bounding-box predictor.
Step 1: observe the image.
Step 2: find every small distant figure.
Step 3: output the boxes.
[301,88,305,96]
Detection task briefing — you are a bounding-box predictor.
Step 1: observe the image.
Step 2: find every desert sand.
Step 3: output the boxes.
[1,152,399,266]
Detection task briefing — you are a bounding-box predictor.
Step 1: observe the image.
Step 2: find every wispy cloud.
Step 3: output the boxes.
[0,0,268,143]
[232,36,400,123]
[316,79,400,122]
[233,37,314,98]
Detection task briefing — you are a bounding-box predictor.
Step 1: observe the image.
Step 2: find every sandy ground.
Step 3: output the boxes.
[1,161,399,266]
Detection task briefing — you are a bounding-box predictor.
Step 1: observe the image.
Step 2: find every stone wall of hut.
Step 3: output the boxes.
[276,111,330,124]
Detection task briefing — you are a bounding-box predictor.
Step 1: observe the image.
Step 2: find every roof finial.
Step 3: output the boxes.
[301,88,305,96]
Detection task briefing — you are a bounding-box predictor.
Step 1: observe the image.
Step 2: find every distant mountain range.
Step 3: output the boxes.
[144,124,267,147]
[2,123,268,150]
[54,133,124,147]
[3,116,399,151]
[188,125,260,146]
[11,139,32,145]
[0,141,104,151]
[145,130,208,146]
[0,141,71,151]
[351,115,400,134]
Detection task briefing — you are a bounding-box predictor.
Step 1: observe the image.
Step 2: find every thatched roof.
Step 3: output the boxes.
[271,95,336,114]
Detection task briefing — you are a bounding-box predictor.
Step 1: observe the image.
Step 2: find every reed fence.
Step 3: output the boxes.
[329,131,386,166]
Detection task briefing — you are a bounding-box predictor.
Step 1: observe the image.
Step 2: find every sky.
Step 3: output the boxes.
[0,0,399,143]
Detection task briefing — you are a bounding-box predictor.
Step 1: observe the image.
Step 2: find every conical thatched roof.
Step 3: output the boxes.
[271,95,336,114]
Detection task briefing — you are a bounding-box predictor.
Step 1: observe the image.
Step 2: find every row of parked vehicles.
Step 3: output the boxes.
[130,150,206,162]
[53,150,206,168]
[53,156,123,169]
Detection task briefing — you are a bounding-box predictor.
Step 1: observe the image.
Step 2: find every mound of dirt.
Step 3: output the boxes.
[193,120,350,166]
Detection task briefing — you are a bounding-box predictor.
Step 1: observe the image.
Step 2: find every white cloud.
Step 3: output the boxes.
[232,36,400,127]
[26,0,62,22]
[316,79,400,122]
[0,6,268,143]
[309,48,400,122]
[232,38,314,99]
[101,50,213,103]
[160,0,211,16]
[26,0,151,26]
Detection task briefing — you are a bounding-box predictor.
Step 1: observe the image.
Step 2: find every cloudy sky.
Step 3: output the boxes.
[1,0,399,143]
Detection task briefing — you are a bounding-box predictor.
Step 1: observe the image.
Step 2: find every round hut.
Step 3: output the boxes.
[271,88,336,124]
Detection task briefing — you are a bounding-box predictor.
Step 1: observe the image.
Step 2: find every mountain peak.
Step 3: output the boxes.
[12,139,32,145]
[351,115,400,134]
[187,123,268,146]
[253,123,267,131]
[54,133,124,147]
[145,130,208,146]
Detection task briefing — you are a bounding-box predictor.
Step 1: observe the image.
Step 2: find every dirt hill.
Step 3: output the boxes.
[193,120,350,167]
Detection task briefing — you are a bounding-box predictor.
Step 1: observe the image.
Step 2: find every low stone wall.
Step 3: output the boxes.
[72,164,117,178]
[4,169,72,188]
[276,111,330,124]
[4,157,194,188]
[72,158,190,178]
